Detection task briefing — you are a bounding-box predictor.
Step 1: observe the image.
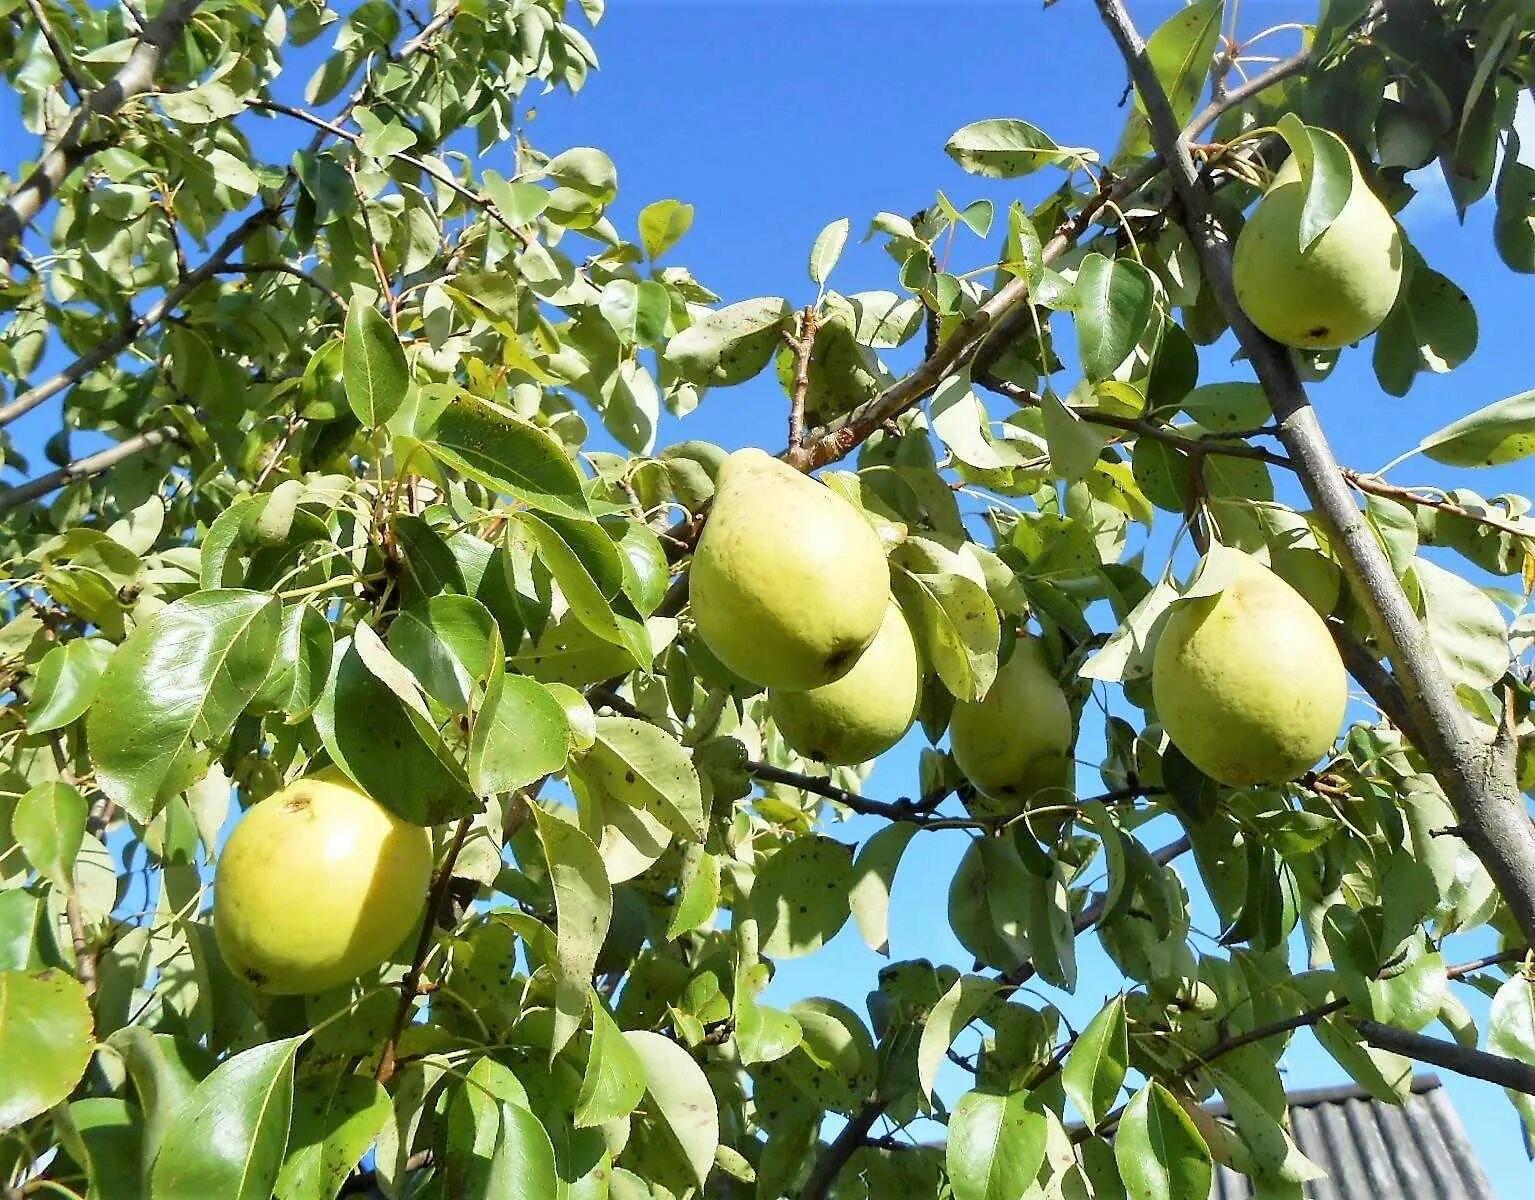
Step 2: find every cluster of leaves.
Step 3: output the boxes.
[1,1,1535,1199]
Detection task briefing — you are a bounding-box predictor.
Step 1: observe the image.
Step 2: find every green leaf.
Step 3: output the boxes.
[752,834,854,959]
[150,1037,302,1199]
[1134,0,1223,143]
[1419,387,1535,467]
[576,716,704,842]
[252,605,332,721]
[13,782,88,893]
[1062,996,1128,1131]
[949,838,1032,973]
[1075,253,1156,384]
[343,302,409,426]
[1410,557,1508,692]
[0,969,95,1131]
[531,805,613,1059]
[848,821,919,956]
[891,566,999,703]
[1042,389,1110,482]
[1113,1082,1212,1200]
[26,638,114,733]
[314,628,481,825]
[470,672,571,795]
[809,217,850,285]
[917,974,998,1101]
[663,297,793,386]
[388,595,500,712]
[945,119,1090,179]
[638,199,695,261]
[1489,975,1535,1132]
[391,514,467,609]
[624,1031,720,1189]
[429,391,592,520]
[1373,248,1477,397]
[1024,863,1077,990]
[1275,115,1356,253]
[108,1028,209,1168]
[576,998,647,1128]
[666,846,721,939]
[516,512,649,667]
[482,1099,560,1200]
[274,1074,390,1200]
[60,1096,144,1200]
[946,1088,1048,1200]
[88,590,280,822]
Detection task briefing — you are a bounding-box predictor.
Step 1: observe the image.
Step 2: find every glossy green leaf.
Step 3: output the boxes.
[531,804,612,1058]
[314,628,480,825]
[848,820,918,956]
[88,590,280,822]
[638,199,694,261]
[26,637,114,733]
[0,969,95,1131]
[13,781,88,893]
[274,1074,390,1200]
[945,118,1089,179]
[575,715,703,842]
[343,301,409,426]
[470,671,571,794]
[429,391,592,520]
[946,1088,1048,1200]
[150,1037,302,1199]
[1062,996,1128,1131]
[576,998,647,1128]
[752,834,854,959]
[1113,1082,1212,1200]
[1420,387,1535,467]
[917,973,998,1101]
[624,1031,720,1189]
[1276,114,1356,252]
[892,565,999,703]
[1075,253,1156,384]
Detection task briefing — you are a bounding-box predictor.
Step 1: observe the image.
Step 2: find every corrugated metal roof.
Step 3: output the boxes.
[1210,1075,1497,1199]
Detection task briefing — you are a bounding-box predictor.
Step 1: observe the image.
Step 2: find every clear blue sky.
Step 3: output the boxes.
[5,0,1533,1191]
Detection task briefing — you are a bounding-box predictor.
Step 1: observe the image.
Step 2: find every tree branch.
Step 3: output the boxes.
[799,1097,889,1200]
[1093,0,1535,949]
[1353,1019,1535,1095]
[0,0,203,265]
[1329,620,1424,747]
[1342,468,1535,541]
[24,0,88,100]
[0,425,181,516]
[0,4,461,430]
[375,812,478,1086]
[786,307,818,452]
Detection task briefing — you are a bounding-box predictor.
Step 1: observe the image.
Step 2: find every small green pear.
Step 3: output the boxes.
[949,636,1074,818]
[769,600,921,764]
[689,448,889,689]
[1153,553,1346,787]
[1232,149,1402,349]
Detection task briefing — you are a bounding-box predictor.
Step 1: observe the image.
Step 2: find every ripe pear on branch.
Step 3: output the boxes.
[1232,137,1402,350]
[1153,550,1347,788]
[689,448,889,690]
[214,772,434,994]
[769,599,921,764]
[949,635,1075,820]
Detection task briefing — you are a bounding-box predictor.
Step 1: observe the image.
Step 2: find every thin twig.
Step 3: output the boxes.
[1342,469,1534,541]
[0,425,181,516]
[786,307,818,451]
[0,0,203,264]
[25,0,87,99]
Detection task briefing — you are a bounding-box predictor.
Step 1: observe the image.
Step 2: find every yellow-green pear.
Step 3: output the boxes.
[214,773,434,994]
[949,636,1074,818]
[689,448,889,689]
[769,601,921,764]
[1232,149,1402,349]
[1153,554,1346,787]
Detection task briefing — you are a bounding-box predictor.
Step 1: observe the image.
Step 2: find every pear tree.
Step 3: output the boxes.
[2,2,1535,1198]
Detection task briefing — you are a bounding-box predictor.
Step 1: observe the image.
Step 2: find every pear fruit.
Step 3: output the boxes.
[1153,554,1346,787]
[769,601,921,764]
[214,773,434,994]
[1232,149,1402,349]
[689,448,889,689]
[949,636,1074,818]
